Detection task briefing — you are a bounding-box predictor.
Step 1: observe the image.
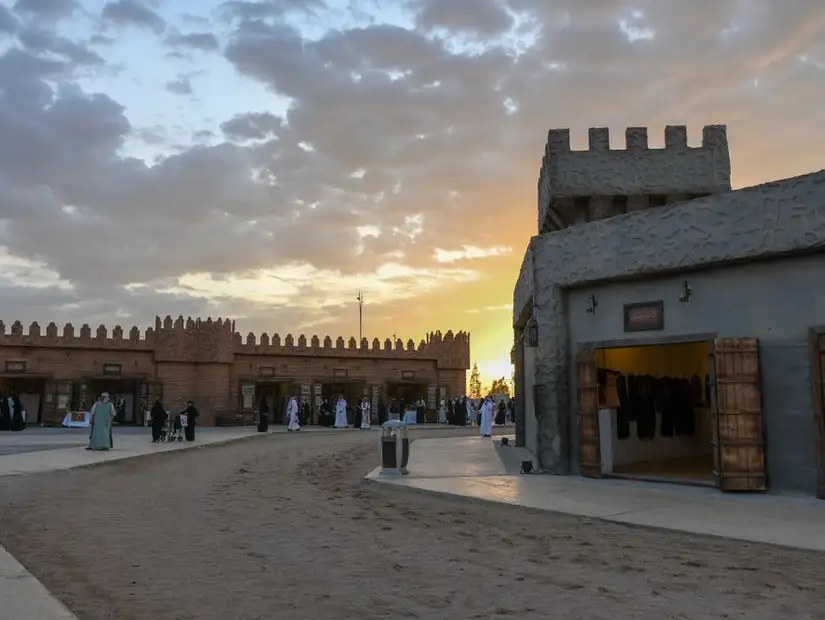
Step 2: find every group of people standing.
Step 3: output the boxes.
[146,399,200,443]
[257,395,373,432]
[84,394,201,451]
[0,394,26,431]
[440,396,512,430]
[251,393,514,435]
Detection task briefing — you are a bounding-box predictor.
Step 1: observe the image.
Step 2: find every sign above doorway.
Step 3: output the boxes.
[623,301,664,332]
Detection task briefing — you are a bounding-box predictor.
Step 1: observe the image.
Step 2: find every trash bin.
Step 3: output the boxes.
[379,419,410,475]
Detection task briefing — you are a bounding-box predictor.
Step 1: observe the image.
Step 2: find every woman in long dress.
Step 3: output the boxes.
[286,396,301,431]
[359,396,371,429]
[334,396,348,428]
[257,398,269,433]
[9,395,25,431]
[479,396,494,438]
[88,392,116,450]
[182,401,199,441]
[149,399,167,442]
[0,395,9,431]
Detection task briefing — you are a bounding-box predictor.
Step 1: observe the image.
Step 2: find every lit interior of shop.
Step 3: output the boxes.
[0,377,45,424]
[253,381,294,417]
[87,378,140,423]
[322,382,364,406]
[595,341,714,485]
[385,382,427,407]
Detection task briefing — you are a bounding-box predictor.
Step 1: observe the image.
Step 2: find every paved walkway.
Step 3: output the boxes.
[366,435,825,553]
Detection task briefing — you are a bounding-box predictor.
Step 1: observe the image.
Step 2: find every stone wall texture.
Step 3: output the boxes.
[514,169,825,473]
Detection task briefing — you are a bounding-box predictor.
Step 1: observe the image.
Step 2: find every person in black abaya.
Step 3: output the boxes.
[257,398,270,433]
[495,400,506,426]
[10,395,25,431]
[319,397,331,427]
[377,401,387,425]
[456,397,467,426]
[0,393,10,431]
[149,399,167,442]
[182,400,199,441]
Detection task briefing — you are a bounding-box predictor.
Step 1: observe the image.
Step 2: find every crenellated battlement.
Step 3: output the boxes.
[538,124,732,233]
[543,125,728,156]
[234,327,470,369]
[0,316,471,369]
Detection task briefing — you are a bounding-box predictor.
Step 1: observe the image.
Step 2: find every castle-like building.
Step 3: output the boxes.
[0,315,470,425]
[514,123,825,499]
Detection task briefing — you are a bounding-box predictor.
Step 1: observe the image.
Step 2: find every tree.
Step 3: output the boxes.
[468,363,482,399]
[489,377,511,397]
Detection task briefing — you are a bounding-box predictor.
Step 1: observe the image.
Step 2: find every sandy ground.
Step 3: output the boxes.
[0,429,823,620]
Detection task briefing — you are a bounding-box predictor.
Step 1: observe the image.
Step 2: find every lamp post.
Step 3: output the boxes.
[357,289,363,343]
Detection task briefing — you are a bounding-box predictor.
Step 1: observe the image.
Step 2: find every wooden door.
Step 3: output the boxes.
[577,348,601,478]
[710,338,766,492]
[810,330,825,499]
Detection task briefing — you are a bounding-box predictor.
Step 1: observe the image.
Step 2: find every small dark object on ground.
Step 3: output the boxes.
[500,437,509,446]
[520,460,534,474]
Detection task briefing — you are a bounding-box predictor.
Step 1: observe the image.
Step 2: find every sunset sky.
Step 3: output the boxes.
[0,0,823,387]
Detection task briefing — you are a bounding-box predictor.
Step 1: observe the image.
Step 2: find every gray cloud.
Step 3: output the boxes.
[13,0,80,21]
[164,75,193,95]
[410,0,514,36]
[220,112,283,140]
[101,0,165,34]
[0,0,824,338]
[17,27,106,65]
[165,31,220,51]
[218,0,327,23]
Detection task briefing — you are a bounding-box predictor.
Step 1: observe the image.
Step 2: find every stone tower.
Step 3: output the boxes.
[538,125,731,233]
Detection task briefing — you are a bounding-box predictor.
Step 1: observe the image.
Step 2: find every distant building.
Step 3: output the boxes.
[0,316,469,425]
[514,124,825,499]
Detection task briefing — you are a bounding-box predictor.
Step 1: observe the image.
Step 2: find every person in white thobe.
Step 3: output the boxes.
[479,396,494,437]
[334,396,348,428]
[286,396,301,431]
[466,399,476,426]
[359,397,371,429]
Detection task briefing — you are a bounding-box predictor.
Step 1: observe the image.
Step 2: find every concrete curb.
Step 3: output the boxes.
[0,547,77,620]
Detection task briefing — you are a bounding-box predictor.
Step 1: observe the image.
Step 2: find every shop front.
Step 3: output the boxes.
[80,364,154,425]
[561,253,825,496]
[0,362,48,425]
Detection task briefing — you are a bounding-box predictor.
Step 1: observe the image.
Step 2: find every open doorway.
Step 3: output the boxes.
[595,341,714,486]
[385,382,427,408]
[322,381,364,425]
[85,378,140,424]
[0,376,46,425]
[255,381,292,424]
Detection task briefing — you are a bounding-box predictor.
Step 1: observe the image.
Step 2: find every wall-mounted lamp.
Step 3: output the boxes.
[525,318,538,348]
[678,281,693,303]
[586,294,598,314]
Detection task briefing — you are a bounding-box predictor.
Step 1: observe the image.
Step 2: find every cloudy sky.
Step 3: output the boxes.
[0,0,823,385]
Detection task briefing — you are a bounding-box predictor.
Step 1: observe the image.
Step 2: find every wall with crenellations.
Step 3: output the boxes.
[0,315,471,425]
[0,316,470,369]
[538,125,732,233]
